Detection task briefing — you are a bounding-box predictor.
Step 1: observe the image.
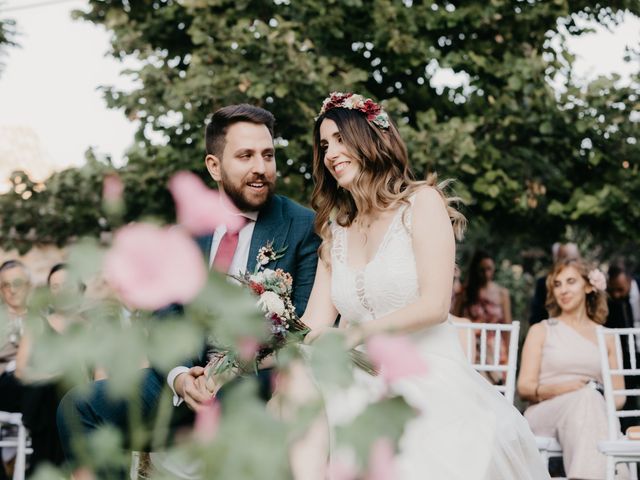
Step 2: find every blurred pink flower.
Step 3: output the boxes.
[102,173,124,203]
[194,399,221,442]
[169,171,245,235]
[366,334,428,384]
[327,456,359,480]
[364,438,397,480]
[104,223,207,310]
[237,336,261,362]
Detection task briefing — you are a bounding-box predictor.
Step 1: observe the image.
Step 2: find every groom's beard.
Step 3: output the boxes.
[220,170,275,212]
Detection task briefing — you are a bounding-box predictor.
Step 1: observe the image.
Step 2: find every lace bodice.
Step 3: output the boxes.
[330,200,419,325]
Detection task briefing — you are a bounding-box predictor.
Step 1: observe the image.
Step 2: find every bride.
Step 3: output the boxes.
[296,92,550,479]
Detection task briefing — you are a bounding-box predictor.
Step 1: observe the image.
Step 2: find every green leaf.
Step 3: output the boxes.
[66,237,105,283]
[547,200,565,216]
[507,76,522,90]
[335,396,416,467]
[340,68,368,84]
[86,425,127,469]
[145,318,204,371]
[200,382,291,479]
[274,84,289,98]
[308,331,354,388]
[189,273,267,347]
[28,464,67,480]
[539,122,553,135]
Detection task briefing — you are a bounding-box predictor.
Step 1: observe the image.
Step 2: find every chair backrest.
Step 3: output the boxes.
[597,326,640,440]
[452,321,520,404]
[0,410,29,480]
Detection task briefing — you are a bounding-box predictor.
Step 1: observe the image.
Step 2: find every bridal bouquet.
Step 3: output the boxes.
[205,242,376,381]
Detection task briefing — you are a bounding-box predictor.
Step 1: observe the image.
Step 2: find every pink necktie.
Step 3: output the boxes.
[212,230,240,273]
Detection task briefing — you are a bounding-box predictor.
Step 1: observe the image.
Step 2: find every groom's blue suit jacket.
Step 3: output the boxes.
[156,195,319,414]
[187,195,320,402]
[194,194,320,317]
[156,194,319,371]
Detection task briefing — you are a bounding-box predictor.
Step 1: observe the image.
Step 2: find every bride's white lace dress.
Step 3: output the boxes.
[325,200,550,480]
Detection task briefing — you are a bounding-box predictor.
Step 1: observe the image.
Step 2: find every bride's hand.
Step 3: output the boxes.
[305,325,364,349]
[303,326,333,345]
[344,325,365,350]
[202,358,240,396]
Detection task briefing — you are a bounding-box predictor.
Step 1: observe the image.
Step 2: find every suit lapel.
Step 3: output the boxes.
[248,196,292,272]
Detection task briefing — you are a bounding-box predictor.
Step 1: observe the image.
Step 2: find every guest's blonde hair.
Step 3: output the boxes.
[545,259,608,325]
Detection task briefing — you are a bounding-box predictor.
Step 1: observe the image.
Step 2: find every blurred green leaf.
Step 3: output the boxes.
[87,425,128,468]
[200,382,291,479]
[336,396,416,467]
[188,273,268,348]
[67,237,106,284]
[309,331,353,388]
[28,464,68,480]
[145,318,204,371]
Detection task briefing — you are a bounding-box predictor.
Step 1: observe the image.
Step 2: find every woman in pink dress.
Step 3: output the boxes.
[454,250,512,382]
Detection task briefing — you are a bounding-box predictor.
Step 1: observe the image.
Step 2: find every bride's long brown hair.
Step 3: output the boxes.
[311,107,466,262]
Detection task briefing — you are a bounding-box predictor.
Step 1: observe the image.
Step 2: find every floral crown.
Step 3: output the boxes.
[318,92,390,129]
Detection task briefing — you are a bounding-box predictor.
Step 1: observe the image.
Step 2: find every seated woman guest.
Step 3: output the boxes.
[518,259,626,479]
[454,250,512,383]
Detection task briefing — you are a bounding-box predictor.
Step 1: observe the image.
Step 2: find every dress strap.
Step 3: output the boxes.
[540,318,557,343]
[330,221,346,264]
[397,195,416,235]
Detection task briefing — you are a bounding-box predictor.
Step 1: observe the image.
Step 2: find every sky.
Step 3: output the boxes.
[0,0,138,189]
[0,0,638,190]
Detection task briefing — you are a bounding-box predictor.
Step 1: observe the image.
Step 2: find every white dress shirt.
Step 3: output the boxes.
[629,279,640,351]
[631,279,640,326]
[207,211,258,274]
[167,212,258,406]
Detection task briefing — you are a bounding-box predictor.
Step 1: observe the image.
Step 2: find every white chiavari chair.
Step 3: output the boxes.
[453,320,564,475]
[597,326,640,480]
[452,321,520,404]
[0,411,32,480]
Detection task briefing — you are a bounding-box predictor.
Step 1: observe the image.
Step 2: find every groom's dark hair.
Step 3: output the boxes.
[205,104,275,158]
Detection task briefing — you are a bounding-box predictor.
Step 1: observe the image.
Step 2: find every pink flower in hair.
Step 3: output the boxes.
[588,269,607,292]
[318,92,390,129]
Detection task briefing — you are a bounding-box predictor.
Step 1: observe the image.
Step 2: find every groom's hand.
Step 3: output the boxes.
[174,366,214,412]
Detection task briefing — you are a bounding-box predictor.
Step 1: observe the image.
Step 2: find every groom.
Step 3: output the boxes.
[169,104,320,409]
[56,104,320,468]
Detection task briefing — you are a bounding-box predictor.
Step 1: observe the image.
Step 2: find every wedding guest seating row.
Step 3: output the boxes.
[452,321,520,404]
[453,321,566,476]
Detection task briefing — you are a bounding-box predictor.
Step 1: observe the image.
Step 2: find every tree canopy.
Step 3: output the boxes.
[0,15,16,74]
[1,0,639,265]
